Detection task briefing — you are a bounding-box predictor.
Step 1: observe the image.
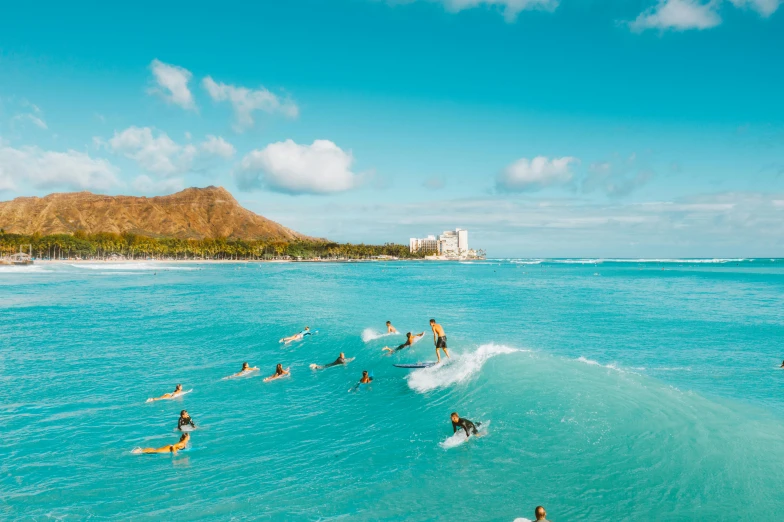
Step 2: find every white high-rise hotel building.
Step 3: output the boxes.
[410,228,469,255]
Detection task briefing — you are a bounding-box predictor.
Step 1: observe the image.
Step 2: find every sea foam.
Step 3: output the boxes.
[407,343,520,393]
[361,328,398,342]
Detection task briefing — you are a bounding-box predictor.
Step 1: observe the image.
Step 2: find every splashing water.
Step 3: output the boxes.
[407,344,520,393]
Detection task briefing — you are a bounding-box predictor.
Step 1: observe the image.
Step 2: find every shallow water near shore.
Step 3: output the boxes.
[2,259,784,520]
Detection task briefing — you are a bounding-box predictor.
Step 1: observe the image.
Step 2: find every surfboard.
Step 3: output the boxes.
[263,368,291,382]
[178,424,197,433]
[145,389,193,403]
[394,362,437,369]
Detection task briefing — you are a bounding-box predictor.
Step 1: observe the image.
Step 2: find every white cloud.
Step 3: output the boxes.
[0,143,120,192]
[13,113,48,130]
[100,127,233,177]
[436,0,558,21]
[132,174,185,194]
[729,0,780,15]
[148,59,196,111]
[237,139,360,194]
[584,154,653,197]
[202,76,298,131]
[106,126,187,175]
[496,156,578,192]
[200,135,235,159]
[630,0,721,31]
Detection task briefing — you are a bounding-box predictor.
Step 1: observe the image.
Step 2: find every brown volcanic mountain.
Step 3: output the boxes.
[0,186,310,240]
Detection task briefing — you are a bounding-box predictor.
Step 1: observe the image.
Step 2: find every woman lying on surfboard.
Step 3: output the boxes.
[147,384,184,402]
[264,364,290,382]
[382,332,424,353]
[228,362,259,378]
[279,326,311,344]
[133,433,190,454]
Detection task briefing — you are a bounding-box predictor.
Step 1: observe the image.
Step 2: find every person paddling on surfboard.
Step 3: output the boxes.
[430,319,450,363]
[311,352,350,370]
[382,332,424,353]
[451,412,481,438]
[230,362,259,378]
[177,410,196,432]
[386,321,398,334]
[264,364,290,381]
[359,370,373,384]
[134,433,190,455]
[148,384,183,402]
[280,326,311,344]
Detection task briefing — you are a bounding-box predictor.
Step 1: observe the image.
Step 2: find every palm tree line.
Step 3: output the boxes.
[0,230,425,261]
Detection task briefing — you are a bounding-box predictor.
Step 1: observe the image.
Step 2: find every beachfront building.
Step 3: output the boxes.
[409,235,439,254]
[410,229,472,257]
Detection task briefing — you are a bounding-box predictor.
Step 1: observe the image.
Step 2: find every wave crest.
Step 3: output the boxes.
[406,343,520,393]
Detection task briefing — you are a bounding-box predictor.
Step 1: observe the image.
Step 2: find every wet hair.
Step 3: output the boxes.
[406,332,412,337]
[175,384,182,389]
[451,412,459,418]
[386,321,391,325]
[362,370,368,375]
[179,433,189,442]
[180,410,187,416]
[304,326,309,329]
[430,318,436,323]
[535,506,546,519]
[276,364,283,371]
[242,362,249,367]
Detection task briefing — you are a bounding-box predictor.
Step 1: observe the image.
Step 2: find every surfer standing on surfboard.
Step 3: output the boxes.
[430,319,450,363]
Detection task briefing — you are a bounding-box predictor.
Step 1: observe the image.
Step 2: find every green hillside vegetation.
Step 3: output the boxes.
[0,230,425,260]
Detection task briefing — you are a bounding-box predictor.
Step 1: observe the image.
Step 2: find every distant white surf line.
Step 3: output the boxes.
[543,258,749,264]
[71,263,198,271]
[0,265,47,273]
[361,328,401,343]
[407,343,521,393]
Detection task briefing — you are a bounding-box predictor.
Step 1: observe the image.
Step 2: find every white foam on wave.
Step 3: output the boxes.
[0,265,47,274]
[407,343,520,393]
[576,356,645,374]
[71,263,198,271]
[361,328,398,342]
[439,421,490,449]
[509,260,543,265]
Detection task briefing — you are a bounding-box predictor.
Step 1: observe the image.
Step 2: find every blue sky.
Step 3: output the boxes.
[1,0,782,257]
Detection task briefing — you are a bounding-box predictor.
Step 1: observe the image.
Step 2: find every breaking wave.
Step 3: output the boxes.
[407,343,520,393]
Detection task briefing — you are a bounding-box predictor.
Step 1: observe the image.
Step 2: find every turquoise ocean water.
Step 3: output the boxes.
[2,259,784,520]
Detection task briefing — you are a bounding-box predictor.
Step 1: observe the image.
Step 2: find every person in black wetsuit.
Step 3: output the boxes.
[382,332,424,353]
[178,410,196,431]
[451,412,480,438]
[311,353,349,370]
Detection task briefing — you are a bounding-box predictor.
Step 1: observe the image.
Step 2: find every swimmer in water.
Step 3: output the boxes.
[135,433,190,454]
[311,352,349,370]
[264,364,290,381]
[280,326,311,343]
[534,506,550,522]
[430,319,450,363]
[229,362,259,378]
[382,331,424,353]
[359,370,373,384]
[177,410,196,431]
[148,384,183,402]
[451,412,481,438]
[386,321,398,333]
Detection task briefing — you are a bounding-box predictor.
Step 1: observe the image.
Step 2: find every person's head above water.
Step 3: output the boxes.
[535,506,547,520]
[339,352,345,358]
[362,370,368,376]
[451,412,459,422]
[180,410,188,418]
[430,318,436,324]
[386,321,391,325]
[242,362,249,370]
[179,433,190,442]
[175,384,182,391]
[406,332,412,338]
[304,326,310,331]
[276,364,283,372]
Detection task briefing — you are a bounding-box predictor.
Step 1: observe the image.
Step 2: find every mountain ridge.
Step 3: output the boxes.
[0,186,313,241]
